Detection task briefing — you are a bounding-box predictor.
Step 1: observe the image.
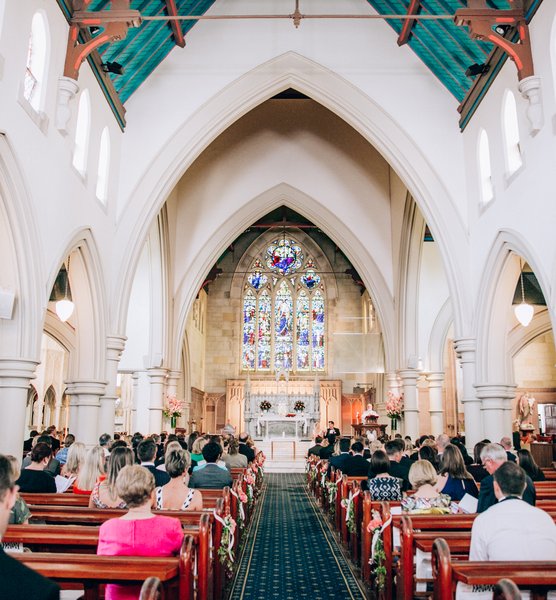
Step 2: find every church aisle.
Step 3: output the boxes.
[229,473,367,600]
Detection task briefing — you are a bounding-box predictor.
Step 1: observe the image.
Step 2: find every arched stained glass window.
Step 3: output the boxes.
[242,239,325,372]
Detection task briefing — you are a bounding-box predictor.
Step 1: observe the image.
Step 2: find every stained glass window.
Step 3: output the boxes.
[242,239,325,372]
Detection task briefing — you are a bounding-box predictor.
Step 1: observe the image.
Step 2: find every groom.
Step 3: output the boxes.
[324,421,341,446]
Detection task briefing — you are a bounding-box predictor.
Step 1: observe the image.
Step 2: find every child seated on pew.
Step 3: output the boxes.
[97,465,183,600]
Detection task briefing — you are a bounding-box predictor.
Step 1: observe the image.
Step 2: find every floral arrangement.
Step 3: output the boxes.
[341,488,360,534]
[259,400,272,412]
[216,514,237,577]
[294,400,305,411]
[326,480,338,517]
[367,509,386,591]
[162,395,183,419]
[385,391,404,419]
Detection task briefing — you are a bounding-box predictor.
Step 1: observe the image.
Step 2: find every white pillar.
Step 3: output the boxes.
[454,338,481,451]
[131,372,141,433]
[0,358,39,456]
[475,383,516,443]
[148,368,167,434]
[99,335,127,436]
[427,371,445,437]
[398,369,420,440]
[385,371,401,397]
[64,380,107,447]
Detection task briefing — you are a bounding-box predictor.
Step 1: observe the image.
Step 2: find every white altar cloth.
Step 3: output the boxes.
[256,414,308,439]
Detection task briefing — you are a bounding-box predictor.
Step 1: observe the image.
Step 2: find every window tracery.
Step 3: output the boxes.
[242,238,325,373]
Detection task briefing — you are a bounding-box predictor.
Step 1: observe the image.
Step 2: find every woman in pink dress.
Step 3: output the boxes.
[97,465,183,600]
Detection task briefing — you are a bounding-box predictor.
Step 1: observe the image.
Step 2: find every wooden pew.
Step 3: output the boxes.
[12,534,196,600]
[432,537,556,600]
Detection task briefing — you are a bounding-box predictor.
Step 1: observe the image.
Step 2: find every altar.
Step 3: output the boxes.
[256,413,309,440]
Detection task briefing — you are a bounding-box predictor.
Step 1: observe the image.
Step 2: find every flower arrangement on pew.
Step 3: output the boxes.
[216,514,237,577]
[325,480,337,517]
[319,461,328,488]
[367,509,386,591]
[341,486,360,534]
[232,486,248,530]
[244,471,256,505]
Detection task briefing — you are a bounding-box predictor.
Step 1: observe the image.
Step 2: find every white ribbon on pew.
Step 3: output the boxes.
[229,488,246,522]
[344,488,360,522]
[213,510,235,564]
[371,514,392,561]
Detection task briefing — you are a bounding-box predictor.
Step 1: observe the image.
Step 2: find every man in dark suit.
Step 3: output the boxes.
[189,442,233,489]
[238,433,255,463]
[384,439,411,491]
[0,454,60,599]
[324,421,341,446]
[478,443,535,512]
[328,438,352,476]
[500,437,517,462]
[137,438,170,487]
[342,441,369,476]
[307,436,323,457]
[23,430,39,454]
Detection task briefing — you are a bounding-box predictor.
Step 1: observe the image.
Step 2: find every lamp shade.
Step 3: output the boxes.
[514,302,534,327]
[55,299,75,322]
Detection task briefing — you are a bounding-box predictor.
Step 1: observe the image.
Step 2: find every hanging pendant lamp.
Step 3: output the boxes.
[55,259,75,322]
[514,260,533,327]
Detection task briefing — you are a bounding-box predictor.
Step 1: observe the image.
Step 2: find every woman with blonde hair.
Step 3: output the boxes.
[190,436,207,469]
[223,438,248,469]
[74,445,105,495]
[89,446,134,509]
[155,448,203,511]
[61,441,86,478]
[6,455,31,524]
[401,460,451,514]
[156,440,182,472]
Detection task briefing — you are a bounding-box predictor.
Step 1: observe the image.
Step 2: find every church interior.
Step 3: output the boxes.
[1,0,556,595]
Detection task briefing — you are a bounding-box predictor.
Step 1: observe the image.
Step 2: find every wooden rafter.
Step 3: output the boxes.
[397,0,421,47]
[164,0,186,48]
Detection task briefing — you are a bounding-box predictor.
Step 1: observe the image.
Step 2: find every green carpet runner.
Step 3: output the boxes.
[229,473,367,600]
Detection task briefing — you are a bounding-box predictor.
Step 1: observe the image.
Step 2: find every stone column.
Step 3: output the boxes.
[131,372,140,433]
[398,369,420,440]
[0,358,39,456]
[65,380,107,447]
[148,368,168,434]
[475,383,517,443]
[99,335,127,436]
[426,372,445,438]
[385,371,401,397]
[453,338,481,450]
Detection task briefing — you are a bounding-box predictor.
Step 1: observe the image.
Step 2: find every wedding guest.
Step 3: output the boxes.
[435,444,478,501]
[55,434,75,465]
[137,439,170,487]
[61,441,86,478]
[467,441,489,483]
[89,447,134,509]
[517,448,546,482]
[156,449,203,511]
[367,450,402,501]
[16,443,56,493]
[223,439,248,469]
[401,460,451,514]
[6,456,30,524]
[189,442,233,489]
[97,465,183,600]
[74,446,105,495]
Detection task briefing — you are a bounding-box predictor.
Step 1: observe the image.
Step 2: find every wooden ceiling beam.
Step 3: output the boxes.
[397,0,421,46]
[164,0,186,48]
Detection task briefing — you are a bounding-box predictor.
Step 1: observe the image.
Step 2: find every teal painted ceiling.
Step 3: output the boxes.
[88,0,216,103]
[86,1,536,105]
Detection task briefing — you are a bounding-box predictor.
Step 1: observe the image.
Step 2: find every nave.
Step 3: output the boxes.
[229,473,366,600]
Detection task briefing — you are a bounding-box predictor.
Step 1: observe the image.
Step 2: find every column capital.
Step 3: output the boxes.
[0,358,39,387]
[474,383,517,400]
[106,335,127,355]
[65,380,107,397]
[147,368,168,385]
[166,370,181,384]
[397,369,420,384]
[453,338,476,362]
[426,371,445,386]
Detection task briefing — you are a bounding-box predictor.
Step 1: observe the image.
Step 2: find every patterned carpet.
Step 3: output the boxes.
[228,473,367,600]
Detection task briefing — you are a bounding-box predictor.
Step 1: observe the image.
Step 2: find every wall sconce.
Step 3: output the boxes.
[514,260,534,327]
[49,261,74,322]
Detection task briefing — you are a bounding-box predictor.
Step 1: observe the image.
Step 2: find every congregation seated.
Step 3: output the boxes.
[6,455,30,524]
[189,442,233,489]
[97,465,183,600]
[384,439,411,492]
[155,448,203,511]
[342,441,369,477]
[137,439,170,487]
[467,441,489,483]
[328,437,351,475]
[190,436,208,469]
[74,445,106,495]
[16,442,56,493]
[517,448,546,482]
[60,441,86,478]
[477,443,535,513]
[155,440,182,471]
[417,444,439,471]
[435,443,479,501]
[499,436,517,463]
[401,460,451,514]
[22,435,61,476]
[318,439,335,460]
[0,455,60,599]
[238,432,256,463]
[54,433,75,465]
[89,446,134,509]
[367,450,402,501]
[307,436,323,458]
[222,439,248,469]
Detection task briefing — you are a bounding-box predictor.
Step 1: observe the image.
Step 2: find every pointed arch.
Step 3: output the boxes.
[113,52,471,364]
